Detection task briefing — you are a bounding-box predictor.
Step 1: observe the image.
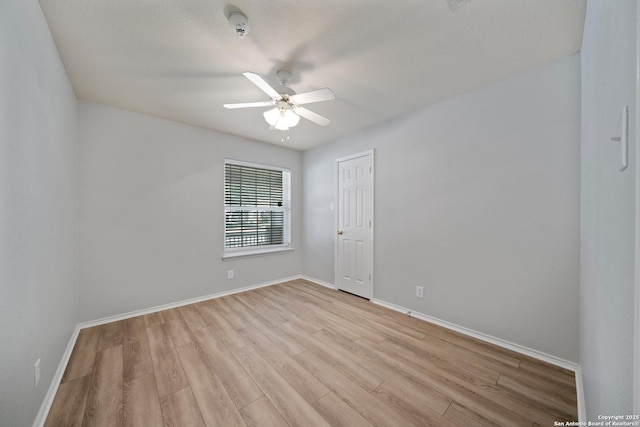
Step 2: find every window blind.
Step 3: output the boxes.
[224,162,290,249]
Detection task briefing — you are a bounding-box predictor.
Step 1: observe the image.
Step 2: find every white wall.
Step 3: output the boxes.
[0,0,80,425]
[79,101,303,321]
[303,54,581,362]
[581,0,637,418]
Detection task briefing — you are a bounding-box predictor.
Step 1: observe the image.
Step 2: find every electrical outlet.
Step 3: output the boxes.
[416,286,424,298]
[227,270,234,279]
[34,359,40,388]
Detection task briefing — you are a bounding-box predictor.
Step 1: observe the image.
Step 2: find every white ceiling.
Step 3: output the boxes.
[38,0,586,151]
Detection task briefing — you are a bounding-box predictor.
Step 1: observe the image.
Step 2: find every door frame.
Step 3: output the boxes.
[334,149,375,298]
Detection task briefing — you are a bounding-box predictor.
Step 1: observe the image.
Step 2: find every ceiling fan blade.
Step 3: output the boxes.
[289,88,335,105]
[242,72,281,100]
[295,107,330,126]
[223,101,274,109]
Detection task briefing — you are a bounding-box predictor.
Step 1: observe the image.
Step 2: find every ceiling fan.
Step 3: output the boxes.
[223,70,335,131]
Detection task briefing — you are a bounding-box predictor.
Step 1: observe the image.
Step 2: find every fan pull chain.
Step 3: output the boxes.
[280,129,291,143]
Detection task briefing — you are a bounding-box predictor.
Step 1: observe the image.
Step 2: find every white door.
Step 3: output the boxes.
[336,152,373,299]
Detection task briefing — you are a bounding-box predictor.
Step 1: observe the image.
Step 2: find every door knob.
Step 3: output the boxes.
[337,230,344,235]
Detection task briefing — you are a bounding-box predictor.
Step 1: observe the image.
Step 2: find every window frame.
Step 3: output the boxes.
[223,159,292,260]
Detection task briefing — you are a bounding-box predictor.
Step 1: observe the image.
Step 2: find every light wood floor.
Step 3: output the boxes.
[45,279,577,426]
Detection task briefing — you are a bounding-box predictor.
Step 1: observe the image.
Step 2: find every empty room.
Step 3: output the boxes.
[1,0,638,426]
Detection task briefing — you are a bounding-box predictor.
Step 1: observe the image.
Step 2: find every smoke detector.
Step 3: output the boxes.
[228,12,250,39]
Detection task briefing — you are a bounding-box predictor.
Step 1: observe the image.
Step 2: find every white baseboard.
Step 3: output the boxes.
[32,324,81,427]
[371,298,579,373]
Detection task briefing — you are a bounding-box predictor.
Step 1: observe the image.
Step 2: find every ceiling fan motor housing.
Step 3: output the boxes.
[276,87,295,98]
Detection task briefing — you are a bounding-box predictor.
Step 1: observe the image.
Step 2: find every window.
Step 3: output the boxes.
[224,160,291,256]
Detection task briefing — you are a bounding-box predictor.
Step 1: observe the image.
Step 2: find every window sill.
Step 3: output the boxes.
[222,247,294,261]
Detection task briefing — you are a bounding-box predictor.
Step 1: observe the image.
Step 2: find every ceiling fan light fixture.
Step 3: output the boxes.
[263,106,300,130]
[263,107,280,126]
[283,109,300,127]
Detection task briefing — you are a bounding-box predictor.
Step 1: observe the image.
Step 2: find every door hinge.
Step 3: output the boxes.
[369,273,372,282]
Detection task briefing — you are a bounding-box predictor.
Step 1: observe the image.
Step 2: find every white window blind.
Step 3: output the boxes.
[224,161,291,251]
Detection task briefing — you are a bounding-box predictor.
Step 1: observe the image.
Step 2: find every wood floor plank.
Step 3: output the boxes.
[143,311,165,328]
[414,322,522,368]
[312,392,373,427]
[494,362,577,399]
[328,297,429,341]
[234,345,331,427]
[159,387,206,427]
[302,301,387,344]
[301,303,369,343]
[250,287,323,334]
[380,336,501,387]
[373,367,453,416]
[162,308,194,347]
[265,287,339,335]
[44,375,91,427]
[444,401,501,427]
[196,303,249,351]
[281,281,337,304]
[176,341,247,427]
[280,321,384,393]
[276,284,385,344]
[376,306,524,369]
[518,358,577,387]
[240,397,289,427]
[82,345,123,427]
[295,349,418,427]
[313,330,452,415]
[122,316,153,383]
[121,373,163,427]
[239,324,330,404]
[386,325,543,385]
[178,304,211,334]
[361,316,427,341]
[46,281,578,427]
[370,335,565,425]
[231,294,306,357]
[213,296,251,329]
[315,330,529,427]
[96,320,124,351]
[370,381,458,427]
[240,290,289,325]
[61,327,101,383]
[497,374,577,419]
[185,323,264,410]
[146,323,189,398]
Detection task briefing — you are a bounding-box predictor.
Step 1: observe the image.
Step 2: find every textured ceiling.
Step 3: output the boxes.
[38,0,586,150]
